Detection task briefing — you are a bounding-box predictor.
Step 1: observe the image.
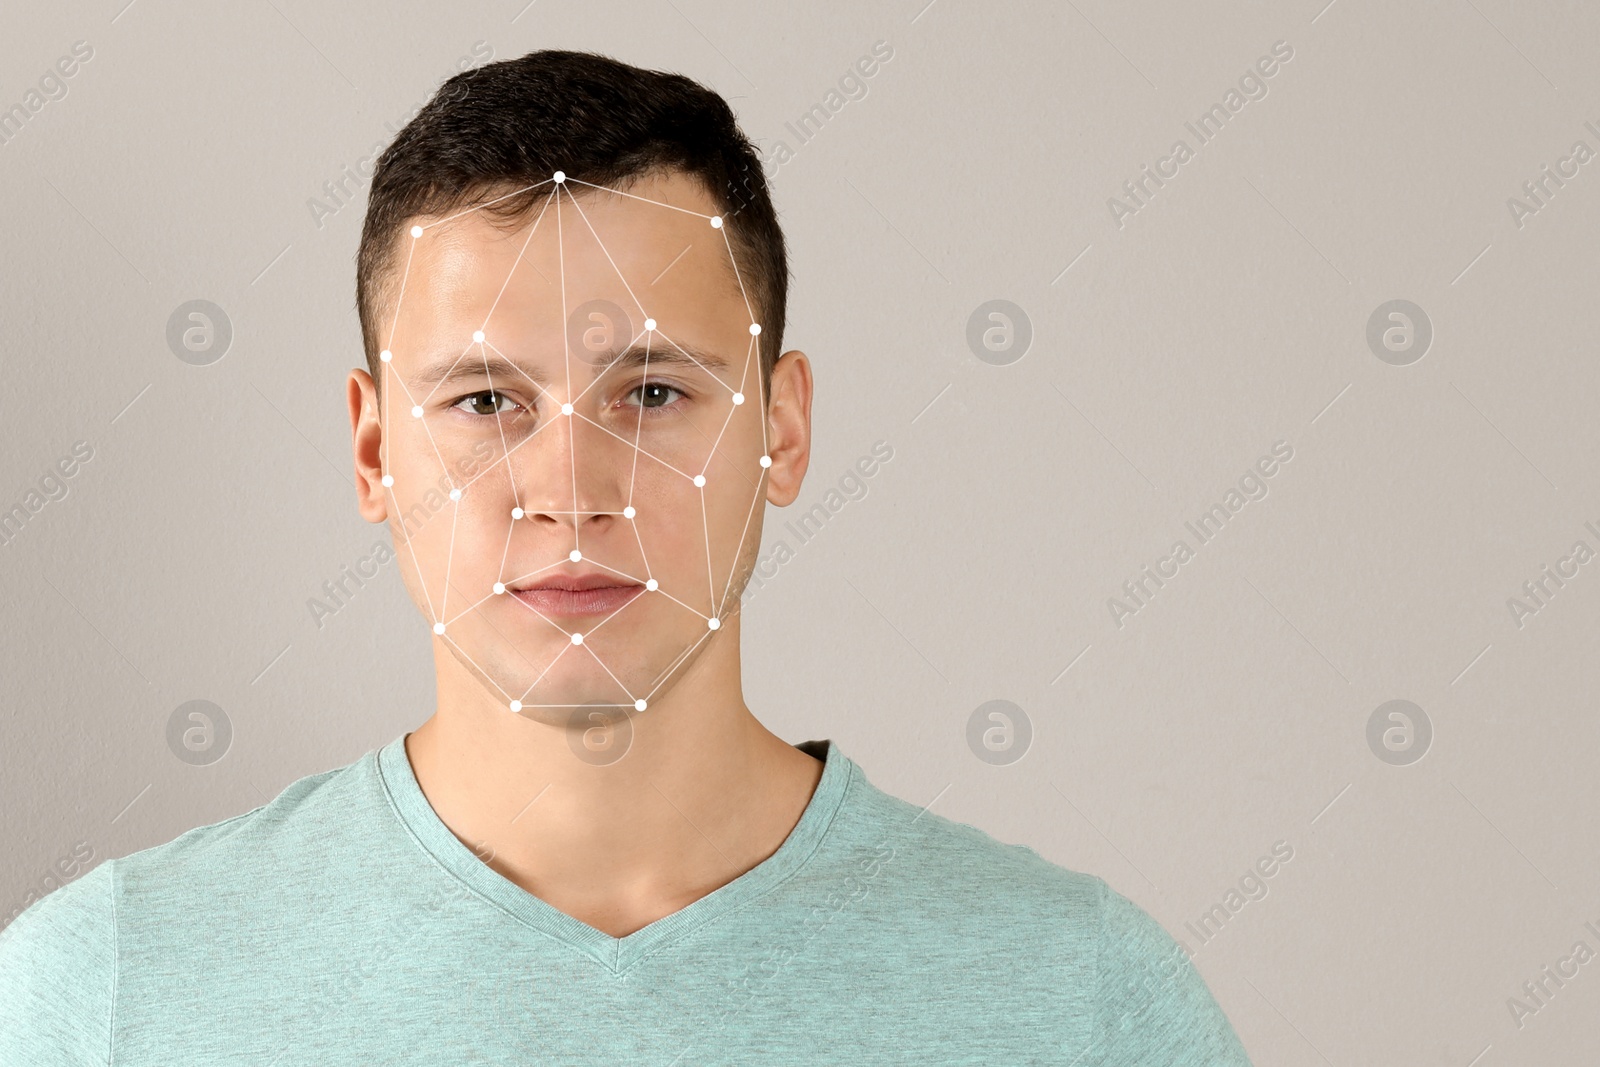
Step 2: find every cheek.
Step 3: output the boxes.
[628,468,708,555]
[692,416,770,564]
[621,457,752,597]
[387,436,511,557]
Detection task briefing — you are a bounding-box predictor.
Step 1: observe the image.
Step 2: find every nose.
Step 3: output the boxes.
[514,402,628,532]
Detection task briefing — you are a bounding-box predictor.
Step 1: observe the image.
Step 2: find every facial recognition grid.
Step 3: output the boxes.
[377,173,771,716]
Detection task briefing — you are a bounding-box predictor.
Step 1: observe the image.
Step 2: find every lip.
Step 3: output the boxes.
[508,570,645,618]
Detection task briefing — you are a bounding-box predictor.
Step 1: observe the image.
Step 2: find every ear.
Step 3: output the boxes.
[347,369,388,523]
[763,350,812,507]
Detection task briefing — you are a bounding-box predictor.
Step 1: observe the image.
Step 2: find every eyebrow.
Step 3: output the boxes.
[411,339,734,392]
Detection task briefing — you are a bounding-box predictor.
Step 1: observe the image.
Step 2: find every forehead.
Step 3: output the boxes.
[381,170,751,364]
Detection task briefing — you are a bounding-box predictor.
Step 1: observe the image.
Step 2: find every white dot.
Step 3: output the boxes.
[510,700,522,712]
[569,550,582,562]
[623,505,636,519]
[493,582,505,594]
[381,474,394,487]
[634,699,647,711]
[380,349,392,362]
[644,318,656,332]
[411,405,423,418]
[749,323,761,335]
[710,216,723,228]
[759,455,772,468]
[708,617,720,631]
[553,170,565,183]
[561,403,573,416]
[449,488,461,501]
[572,632,583,645]
[732,392,744,405]
[693,474,706,487]
[433,622,445,634]
[512,507,525,519]
[645,578,658,591]
[472,330,485,343]
[410,226,423,238]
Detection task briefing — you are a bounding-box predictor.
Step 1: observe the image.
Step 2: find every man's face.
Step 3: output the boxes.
[362,170,774,719]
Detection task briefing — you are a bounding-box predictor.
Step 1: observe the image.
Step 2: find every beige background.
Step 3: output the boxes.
[4,0,1599,1062]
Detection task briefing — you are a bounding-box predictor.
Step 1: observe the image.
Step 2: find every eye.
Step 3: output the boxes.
[451,390,521,418]
[623,380,688,412]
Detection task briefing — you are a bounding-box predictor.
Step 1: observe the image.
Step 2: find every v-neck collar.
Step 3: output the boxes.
[375,732,852,974]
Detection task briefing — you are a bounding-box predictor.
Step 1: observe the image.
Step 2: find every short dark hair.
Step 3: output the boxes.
[356,49,787,401]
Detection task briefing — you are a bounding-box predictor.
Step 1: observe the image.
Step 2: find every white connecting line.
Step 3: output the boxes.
[377,171,772,713]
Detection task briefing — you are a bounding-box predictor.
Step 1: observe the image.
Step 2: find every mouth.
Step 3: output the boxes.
[507,571,647,619]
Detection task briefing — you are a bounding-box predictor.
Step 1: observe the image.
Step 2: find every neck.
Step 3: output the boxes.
[405,623,824,936]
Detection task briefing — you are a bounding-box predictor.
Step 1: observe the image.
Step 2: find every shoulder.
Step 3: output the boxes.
[828,764,1105,942]
[112,745,377,897]
[1086,879,1254,1063]
[833,764,1252,1063]
[0,744,384,1060]
[0,857,116,1063]
[9,744,377,955]
[839,763,1103,898]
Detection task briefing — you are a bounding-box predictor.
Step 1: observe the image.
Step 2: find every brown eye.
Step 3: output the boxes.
[452,390,515,417]
[625,382,686,410]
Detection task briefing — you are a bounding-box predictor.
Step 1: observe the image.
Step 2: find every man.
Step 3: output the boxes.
[0,49,1252,1064]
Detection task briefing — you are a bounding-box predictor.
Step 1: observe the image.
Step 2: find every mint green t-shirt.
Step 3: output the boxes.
[0,735,1252,1065]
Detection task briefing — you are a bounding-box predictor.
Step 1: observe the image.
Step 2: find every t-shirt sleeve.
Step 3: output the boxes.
[1085,877,1253,1066]
[0,859,115,1065]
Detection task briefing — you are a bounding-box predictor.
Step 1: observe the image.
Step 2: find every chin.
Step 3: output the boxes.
[448,609,709,714]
